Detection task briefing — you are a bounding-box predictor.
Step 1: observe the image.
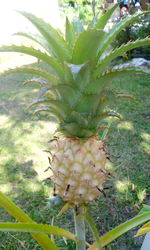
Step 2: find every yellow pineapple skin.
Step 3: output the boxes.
[50,137,108,205]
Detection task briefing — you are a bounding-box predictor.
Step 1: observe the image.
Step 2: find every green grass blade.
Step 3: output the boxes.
[18,11,71,61]
[1,66,60,85]
[97,11,150,60]
[0,191,57,250]
[85,213,102,250]
[95,39,150,75]
[72,29,105,64]
[0,222,76,241]
[0,45,64,79]
[88,211,150,249]
[14,32,51,54]
[95,3,119,30]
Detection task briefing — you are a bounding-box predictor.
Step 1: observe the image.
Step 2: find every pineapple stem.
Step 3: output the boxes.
[74,206,86,250]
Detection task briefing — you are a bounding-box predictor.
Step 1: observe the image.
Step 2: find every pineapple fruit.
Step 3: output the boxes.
[51,137,107,204]
[0,4,149,205]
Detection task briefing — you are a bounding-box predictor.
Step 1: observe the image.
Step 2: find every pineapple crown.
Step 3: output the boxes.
[0,4,150,138]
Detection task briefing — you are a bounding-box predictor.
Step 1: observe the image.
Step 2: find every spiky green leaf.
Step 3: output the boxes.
[53,84,80,106]
[0,191,57,250]
[23,78,47,86]
[135,221,150,236]
[95,3,119,30]
[0,222,76,241]
[101,110,121,119]
[65,17,76,49]
[76,94,99,114]
[89,12,100,29]
[91,110,121,128]
[30,98,70,119]
[95,54,150,77]
[72,17,84,34]
[60,122,94,138]
[97,11,150,60]
[66,111,88,128]
[62,62,75,83]
[139,205,150,215]
[1,66,59,85]
[75,62,91,90]
[34,107,51,113]
[38,85,53,98]
[72,29,105,64]
[85,67,146,95]
[85,213,102,250]
[88,212,150,249]
[0,45,64,79]
[18,11,71,61]
[14,32,51,54]
[116,93,135,100]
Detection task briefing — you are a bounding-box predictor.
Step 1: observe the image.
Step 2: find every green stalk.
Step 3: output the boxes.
[74,206,86,250]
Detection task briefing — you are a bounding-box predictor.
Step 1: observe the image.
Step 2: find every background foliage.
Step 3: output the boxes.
[112,15,150,60]
[59,0,103,24]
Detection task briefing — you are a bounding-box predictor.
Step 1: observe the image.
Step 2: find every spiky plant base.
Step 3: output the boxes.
[50,137,108,205]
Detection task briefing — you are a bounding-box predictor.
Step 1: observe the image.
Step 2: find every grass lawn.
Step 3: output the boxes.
[0,56,150,249]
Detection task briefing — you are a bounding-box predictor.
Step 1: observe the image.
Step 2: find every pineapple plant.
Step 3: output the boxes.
[0,4,150,249]
[0,4,149,205]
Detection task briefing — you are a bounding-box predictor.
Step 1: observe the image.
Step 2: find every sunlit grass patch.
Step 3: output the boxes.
[137,189,146,203]
[116,179,131,193]
[0,53,36,73]
[140,141,150,153]
[117,121,134,130]
[141,132,150,143]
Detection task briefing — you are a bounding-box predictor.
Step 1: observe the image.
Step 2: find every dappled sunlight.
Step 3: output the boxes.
[140,132,150,143]
[26,181,42,193]
[139,141,150,154]
[0,114,10,127]
[0,113,57,192]
[115,179,131,193]
[140,132,150,154]
[0,183,12,194]
[117,121,134,131]
[0,54,36,73]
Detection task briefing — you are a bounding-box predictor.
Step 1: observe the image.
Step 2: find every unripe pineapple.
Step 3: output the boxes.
[0,4,149,205]
[51,137,107,205]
